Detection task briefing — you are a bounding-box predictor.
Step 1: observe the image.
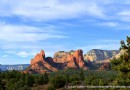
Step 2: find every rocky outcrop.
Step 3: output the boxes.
[31,50,45,65]
[24,49,88,74]
[112,49,127,59]
[53,50,88,69]
[67,50,88,70]
[84,49,119,61]
[53,50,75,63]
[25,50,58,74]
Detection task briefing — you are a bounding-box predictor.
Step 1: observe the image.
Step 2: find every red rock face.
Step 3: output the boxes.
[25,50,58,74]
[31,50,45,65]
[74,50,85,67]
[24,49,89,74]
[67,55,78,68]
[67,50,88,70]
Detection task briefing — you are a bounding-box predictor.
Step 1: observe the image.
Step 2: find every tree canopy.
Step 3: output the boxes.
[111,36,130,85]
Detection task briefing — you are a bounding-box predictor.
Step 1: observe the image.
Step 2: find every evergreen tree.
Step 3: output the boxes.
[111,36,130,85]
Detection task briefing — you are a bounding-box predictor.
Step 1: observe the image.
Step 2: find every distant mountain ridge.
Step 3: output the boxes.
[0,64,30,71]
[84,49,119,61]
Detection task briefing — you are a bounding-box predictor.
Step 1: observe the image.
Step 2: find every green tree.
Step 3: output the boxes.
[35,73,49,85]
[50,75,66,88]
[79,69,85,81]
[111,36,130,85]
[25,74,34,87]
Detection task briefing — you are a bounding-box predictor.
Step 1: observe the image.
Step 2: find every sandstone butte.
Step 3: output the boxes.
[24,49,89,74]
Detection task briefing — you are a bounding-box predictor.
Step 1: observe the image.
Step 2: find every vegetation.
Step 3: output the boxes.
[0,70,49,90]
[0,69,117,90]
[111,36,130,85]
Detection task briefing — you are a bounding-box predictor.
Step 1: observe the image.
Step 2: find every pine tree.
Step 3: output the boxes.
[111,36,130,85]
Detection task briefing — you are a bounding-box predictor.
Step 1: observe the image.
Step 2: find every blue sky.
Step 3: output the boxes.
[0,0,130,64]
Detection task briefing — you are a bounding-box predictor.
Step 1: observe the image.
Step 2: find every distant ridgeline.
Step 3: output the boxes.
[0,64,30,71]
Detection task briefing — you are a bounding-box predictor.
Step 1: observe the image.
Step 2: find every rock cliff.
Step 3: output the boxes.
[24,49,88,74]
[84,49,119,61]
[25,50,59,74]
[67,50,88,70]
[112,49,126,59]
[53,50,75,63]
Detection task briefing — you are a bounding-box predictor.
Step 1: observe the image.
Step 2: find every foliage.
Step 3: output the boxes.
[0,68,118,90]
[111,36,130,85]
[35,72,49,85]
[50,75,66,88]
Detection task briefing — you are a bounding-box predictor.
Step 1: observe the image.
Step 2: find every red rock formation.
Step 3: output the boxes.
[74,50,85,67]
[31,50,45,65]
[24,49,89,74]
[53,51,74,63]
[24,50,58,74]
[67,55,78,68]
[67,50,88,70]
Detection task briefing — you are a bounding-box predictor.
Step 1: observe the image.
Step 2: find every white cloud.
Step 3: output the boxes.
[15,51,37,57]
[16,51,28,57]
[98,22,118,27]
[0,22,68,58]
[118,11,130,16]
[0,0,104,21]
[0,23,68,42]
[117,11,130,22]
[1,0,130,25]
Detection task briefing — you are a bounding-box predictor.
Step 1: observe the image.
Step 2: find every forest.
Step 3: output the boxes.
[0,69,118,90]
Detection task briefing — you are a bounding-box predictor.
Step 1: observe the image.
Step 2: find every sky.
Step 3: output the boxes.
[0,0,130,64]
